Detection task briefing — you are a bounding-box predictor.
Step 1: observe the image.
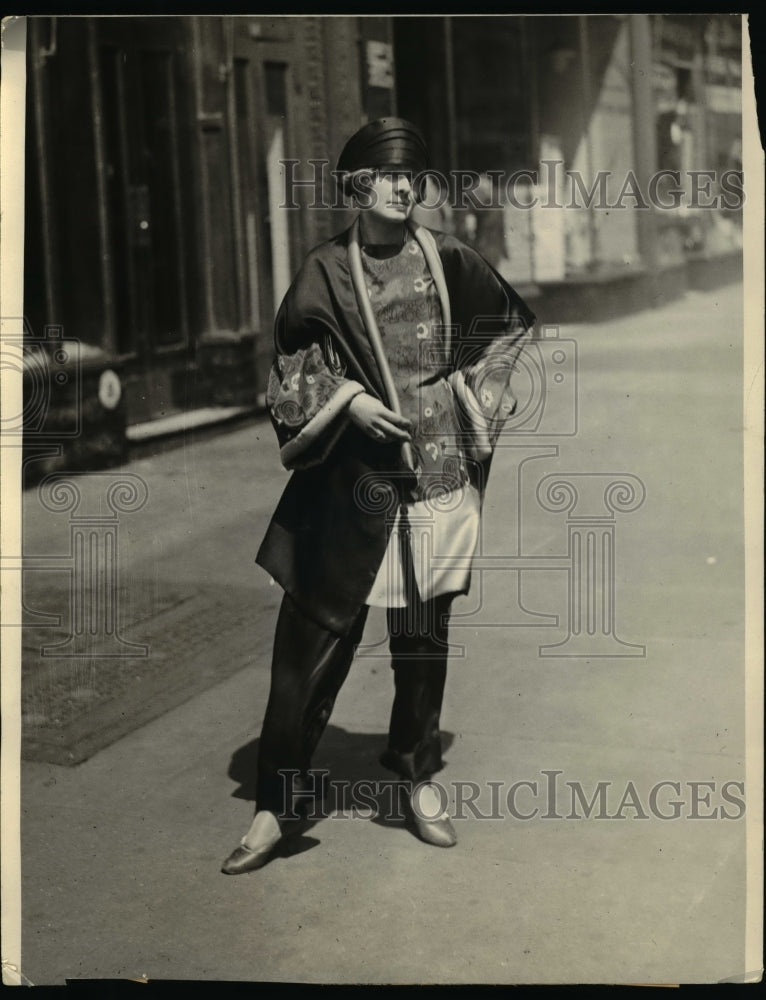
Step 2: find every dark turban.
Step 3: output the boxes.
[336,117,429,175]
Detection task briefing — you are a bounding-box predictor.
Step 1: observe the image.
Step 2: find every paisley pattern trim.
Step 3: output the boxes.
[279,379,365,470]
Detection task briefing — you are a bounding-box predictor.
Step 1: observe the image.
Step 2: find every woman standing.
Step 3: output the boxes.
[222,118,535,874]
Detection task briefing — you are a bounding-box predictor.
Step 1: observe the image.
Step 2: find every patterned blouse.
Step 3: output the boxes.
[361,234,481,607]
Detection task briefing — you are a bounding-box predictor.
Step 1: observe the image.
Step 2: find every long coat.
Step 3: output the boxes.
[256,222,536,635]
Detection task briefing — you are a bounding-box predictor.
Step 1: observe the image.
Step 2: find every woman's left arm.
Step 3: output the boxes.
[447,242,536,455]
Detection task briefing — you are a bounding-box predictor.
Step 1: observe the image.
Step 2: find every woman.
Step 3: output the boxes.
[222,118,535,874]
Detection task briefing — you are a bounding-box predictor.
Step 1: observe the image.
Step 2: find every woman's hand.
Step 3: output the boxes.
[348,393,412,442]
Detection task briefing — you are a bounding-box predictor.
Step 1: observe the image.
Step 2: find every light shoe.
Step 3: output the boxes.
[221,810,283,875]
[406,782,458,848]
[220,838,280,875]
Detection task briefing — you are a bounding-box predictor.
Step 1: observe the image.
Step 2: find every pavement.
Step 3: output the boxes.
[17,281,754,984]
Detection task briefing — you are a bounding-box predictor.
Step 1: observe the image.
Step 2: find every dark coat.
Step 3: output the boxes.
[256,223,536,635]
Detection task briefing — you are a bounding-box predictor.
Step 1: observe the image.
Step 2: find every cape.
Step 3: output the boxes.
[256,223,536,635]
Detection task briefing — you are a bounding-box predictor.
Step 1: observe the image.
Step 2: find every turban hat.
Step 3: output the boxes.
[336,117,429,175]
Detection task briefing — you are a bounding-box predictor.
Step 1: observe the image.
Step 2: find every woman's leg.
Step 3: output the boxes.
[255,592,369,819]
[381,593,453,783]
[381,593,458,846]
[223,593,368,872]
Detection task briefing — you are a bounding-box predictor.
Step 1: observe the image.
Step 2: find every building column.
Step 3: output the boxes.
[629,14,659,277]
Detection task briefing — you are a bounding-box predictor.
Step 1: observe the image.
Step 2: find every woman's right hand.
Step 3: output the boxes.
[347,393,412,442]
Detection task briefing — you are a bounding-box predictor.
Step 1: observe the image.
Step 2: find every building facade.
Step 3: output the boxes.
[23,14,743,448]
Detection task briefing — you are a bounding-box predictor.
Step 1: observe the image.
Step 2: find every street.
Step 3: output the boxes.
[19,281,749,984]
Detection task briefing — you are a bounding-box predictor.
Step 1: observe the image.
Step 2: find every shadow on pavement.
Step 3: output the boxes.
[227,725,456,832]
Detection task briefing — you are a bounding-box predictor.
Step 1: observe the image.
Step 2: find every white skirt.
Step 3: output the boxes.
[364,483,481,608]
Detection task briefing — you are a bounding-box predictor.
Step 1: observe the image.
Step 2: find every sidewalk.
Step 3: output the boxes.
[20,410,286,765]
[19,283,750,984]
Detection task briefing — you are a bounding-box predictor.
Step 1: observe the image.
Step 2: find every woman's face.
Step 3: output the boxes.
[352,170,415,222]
